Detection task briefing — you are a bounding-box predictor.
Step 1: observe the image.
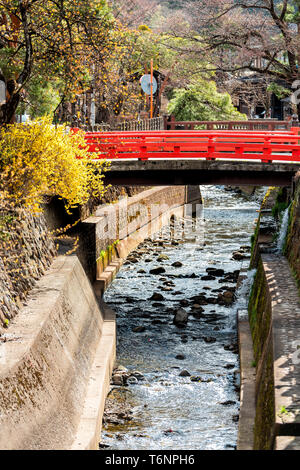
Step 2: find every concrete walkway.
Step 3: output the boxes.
[262,254,300,449]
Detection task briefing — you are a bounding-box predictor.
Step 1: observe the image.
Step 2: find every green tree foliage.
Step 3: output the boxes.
[0,0,116,124]
[167,79,247,121]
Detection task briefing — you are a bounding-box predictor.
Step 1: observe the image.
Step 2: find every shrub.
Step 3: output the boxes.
[0,117,110,212]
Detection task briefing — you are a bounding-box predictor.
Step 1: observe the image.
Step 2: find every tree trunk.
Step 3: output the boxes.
[1,93,20,125]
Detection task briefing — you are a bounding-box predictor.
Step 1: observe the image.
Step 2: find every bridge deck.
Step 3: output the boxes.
[103,159,300,187]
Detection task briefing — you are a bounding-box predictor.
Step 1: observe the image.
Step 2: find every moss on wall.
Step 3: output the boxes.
[248,258,275,450]
[253,341,275,450]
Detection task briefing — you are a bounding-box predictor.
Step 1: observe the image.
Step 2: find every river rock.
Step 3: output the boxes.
[191,304,204,311]
[173,308,188,328]
[127,376,139,385]
[191,295,209,305]
[164,281,175,287]
[206,297,218,305]
[179,299,189,307]
[175,354,186,360]
[99,443,110,449]
[192,312,205,320]
[219,400,236,406]
[204,337,217,343]
[115,365,128,373]
[232,251,246,261]
[224,343,238,353]
[157,254,169,261]
[152,319,164,325]
[217,291,235,306]
[150,267,166,275]
[132,326,146,333]
[201,275,216,281]
[137,269,146,274]
[111,374,125,386]
[149,292,165,301]
[179,370,191,377]
[172,261,183,268]
[206,268,225,277]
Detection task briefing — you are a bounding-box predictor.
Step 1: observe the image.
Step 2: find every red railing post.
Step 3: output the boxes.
[174,145,181,158]
[262,137,272,163]
[206,137,215,160]
[235,146,244,160]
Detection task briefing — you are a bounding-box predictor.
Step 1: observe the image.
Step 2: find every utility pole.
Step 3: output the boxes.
[150,59,153,119]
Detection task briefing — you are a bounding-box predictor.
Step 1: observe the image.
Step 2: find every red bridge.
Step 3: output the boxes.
[78,128,300,187]
[84,129,300,163]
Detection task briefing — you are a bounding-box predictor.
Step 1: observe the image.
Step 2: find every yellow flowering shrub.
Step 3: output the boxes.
[0,117,110,212]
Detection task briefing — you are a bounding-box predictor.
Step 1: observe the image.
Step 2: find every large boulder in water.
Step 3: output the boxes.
[150,267,166,275]
[149,292,165,301]
[173,308,188,328]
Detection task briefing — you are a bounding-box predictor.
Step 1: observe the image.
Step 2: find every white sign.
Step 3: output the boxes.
[140,74,158,95]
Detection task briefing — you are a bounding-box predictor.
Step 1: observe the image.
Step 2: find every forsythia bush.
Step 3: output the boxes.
[0,117,110,212]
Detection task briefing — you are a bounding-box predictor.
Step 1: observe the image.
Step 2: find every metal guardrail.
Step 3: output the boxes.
[164,117,297,131]
[79,123,111,132]
[77,117,164,132]
[115,117,164,132]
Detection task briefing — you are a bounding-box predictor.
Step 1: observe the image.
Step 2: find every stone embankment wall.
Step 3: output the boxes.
[0,186,147,334]
[0,211,56,333]
[246,178,300,450]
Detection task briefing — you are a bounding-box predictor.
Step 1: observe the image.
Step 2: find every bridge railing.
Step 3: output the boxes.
[164,116,297,131]
[83,129,300,163]
[115,117,164,132]
[76,117,164,132]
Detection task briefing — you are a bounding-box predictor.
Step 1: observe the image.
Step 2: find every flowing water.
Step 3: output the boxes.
[276,206,290,253]
[102,186,265,451]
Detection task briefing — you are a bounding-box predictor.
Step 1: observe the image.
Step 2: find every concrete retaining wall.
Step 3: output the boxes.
[237,308,256,450]
[0,256,115,450]
[247,253,300,450]
[80,185,202,287]
[0,185,200,449]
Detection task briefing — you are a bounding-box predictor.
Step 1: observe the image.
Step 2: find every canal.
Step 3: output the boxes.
[101,185,264,450]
